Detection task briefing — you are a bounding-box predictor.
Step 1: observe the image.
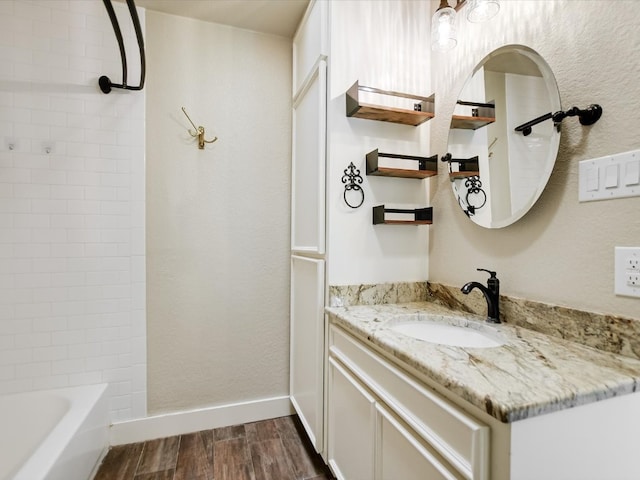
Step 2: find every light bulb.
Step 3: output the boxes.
[466,0,500,23]
[431,6,457,51]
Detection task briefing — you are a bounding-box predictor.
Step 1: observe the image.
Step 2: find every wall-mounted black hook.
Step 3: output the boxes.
[515,104,603,136]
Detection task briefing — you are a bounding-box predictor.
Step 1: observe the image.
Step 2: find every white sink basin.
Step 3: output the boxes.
[389,319,505,348]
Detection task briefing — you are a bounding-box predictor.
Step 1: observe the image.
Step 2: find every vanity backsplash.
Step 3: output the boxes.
[329,282,640,361]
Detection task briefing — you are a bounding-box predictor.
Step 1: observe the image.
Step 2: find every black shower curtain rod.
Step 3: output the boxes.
[99,0,146,94]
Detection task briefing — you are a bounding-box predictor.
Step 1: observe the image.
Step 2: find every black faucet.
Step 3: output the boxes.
[461,268,500,323]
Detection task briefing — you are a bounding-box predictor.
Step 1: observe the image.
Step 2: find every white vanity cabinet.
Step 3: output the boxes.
[327,324,490,480]
[328,319,640,480]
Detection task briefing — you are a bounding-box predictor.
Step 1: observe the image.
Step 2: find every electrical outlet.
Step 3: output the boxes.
[615,247,640,298]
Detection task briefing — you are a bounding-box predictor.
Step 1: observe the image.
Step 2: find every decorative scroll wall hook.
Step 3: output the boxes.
[181,107,218,149]
[342,162,364,208]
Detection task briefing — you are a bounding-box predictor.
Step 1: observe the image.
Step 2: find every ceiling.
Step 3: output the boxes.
[129,0,310,38]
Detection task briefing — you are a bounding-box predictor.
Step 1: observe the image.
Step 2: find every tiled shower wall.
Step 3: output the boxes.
[0,0,146,421]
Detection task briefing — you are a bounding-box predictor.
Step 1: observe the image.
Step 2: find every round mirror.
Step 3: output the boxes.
[445,45,561,228]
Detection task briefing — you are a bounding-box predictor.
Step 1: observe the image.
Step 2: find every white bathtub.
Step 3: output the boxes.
[0,384,109,480]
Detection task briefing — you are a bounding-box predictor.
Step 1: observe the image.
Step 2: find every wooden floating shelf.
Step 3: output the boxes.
[346,81,435,127]
[451,115,495,130]
[442,154,479,181]
[366,149,437,179]
[449,171,480,180]
[373,205,433,225]
[452,100,495,130]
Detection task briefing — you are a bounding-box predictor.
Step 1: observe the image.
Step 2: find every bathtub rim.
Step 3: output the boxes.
[8,383,108,480]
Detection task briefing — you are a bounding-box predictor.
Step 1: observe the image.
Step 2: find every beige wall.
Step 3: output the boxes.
[430,0,640,319]
[145,11,292,413]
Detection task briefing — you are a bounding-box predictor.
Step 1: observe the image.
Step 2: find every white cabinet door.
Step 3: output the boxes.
[291,60,326,255]
[290,255,325,452]
[376,404,464,480]
[328,357,376,480]
[292,0,328,95]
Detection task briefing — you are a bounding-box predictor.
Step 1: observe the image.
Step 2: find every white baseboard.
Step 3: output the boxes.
[109,395,294,445]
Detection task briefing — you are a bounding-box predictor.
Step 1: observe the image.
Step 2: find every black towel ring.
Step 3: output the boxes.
[342,162,364,209]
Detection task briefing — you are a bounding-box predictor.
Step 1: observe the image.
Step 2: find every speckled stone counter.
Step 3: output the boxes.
[326,301,640,423]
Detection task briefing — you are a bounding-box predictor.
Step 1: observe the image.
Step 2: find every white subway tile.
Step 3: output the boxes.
[85,270,118,286]
[69,370,102,385]
[14,152,50,170]
[84,185,115,200]
[15,332,52,348]
[15,302,51,319]
[67,141,100,158]
[51,213,84,229]
[85,157,117,173]
[13,183,51,199]
[33,316,67,332]
[30,169,67,185]
[86,354,118,372]
[12,32,50,54]
[0,347,32,365]
[50,185,83,200]
[0,289,32,307]
[68,342,102,359]
[100,201,128,215]
[31,228,67,244]
[32,374,69,390]
[0,274,14,290]
[0,259,32,275]
[34,258,68,273]
[31,109,68,127]
[109,393,131,412]
[67,171,99,186]
[0,365,15,381]
[16,362,51,379]
[50,37,85,58]
[31,286,67,303]
[50,272,85,287]
[50,243,85,258]
[0,168,31,183]
[13,243,51,259]
[0,107,31,123]
[14,2,51,22]
[13,213,50,228]
[51,328,85,345]
[52,358,85,375]
[67,200,101,214]
[49,156,85,171]
[32,345,68,362]
[51,302,86,318]
[67,229,100,243]
[103,366,131,383]
[0,198,31,214]
[51,8,85,28]
[32,19,69,40]
[32,198,68,214]
[14,272,51,289]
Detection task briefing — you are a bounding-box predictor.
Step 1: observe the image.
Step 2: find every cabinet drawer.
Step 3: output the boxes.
[329,325,489,480]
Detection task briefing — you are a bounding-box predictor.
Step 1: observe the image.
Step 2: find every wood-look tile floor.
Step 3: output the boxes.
[95,415,334,480]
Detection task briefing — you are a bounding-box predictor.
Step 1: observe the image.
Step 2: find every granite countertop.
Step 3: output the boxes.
[326,302,640,423]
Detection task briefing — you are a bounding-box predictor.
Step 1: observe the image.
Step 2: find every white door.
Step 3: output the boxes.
[291,59,327,255]
[327,357,376,480]
[290,255,325,452]
[376,404,464,480]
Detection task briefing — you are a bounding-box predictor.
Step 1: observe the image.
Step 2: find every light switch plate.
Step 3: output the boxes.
[615,247,640,298]
[579,149,640,202]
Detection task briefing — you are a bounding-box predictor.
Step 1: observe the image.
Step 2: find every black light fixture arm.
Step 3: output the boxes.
[99,0,146,94]
[515,104,602,136]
